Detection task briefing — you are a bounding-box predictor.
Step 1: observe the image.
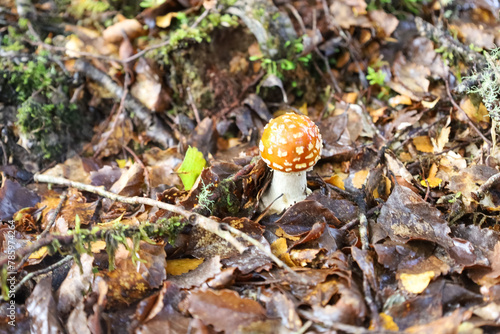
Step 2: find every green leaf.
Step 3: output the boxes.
[178,146,206,190]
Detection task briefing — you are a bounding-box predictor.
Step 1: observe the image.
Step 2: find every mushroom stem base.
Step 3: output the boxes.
[260,170,310,215]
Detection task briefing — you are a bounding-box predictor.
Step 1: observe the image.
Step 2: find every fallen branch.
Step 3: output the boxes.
[29,173,303,282]
[73,59,176,148]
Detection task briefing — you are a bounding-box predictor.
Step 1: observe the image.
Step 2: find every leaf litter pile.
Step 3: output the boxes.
[4,0,500,333]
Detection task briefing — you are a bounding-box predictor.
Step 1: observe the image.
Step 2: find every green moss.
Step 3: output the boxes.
[3,55,81,160]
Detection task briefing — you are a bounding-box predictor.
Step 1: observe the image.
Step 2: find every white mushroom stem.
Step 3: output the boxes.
[260,170,311,214]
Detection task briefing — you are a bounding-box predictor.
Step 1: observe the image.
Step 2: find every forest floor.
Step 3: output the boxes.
[2,0,500,333]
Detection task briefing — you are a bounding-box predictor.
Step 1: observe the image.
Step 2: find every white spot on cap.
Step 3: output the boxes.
[315,140,321,150]
[305,152,314,159]
[285,168,292,172]
[284,161,292,166]
[295,163,307,169]
[289,124,297,129]
[308,142,314,150]
[259,140,264,152]
[268,148,273,155]
[308,161,314,166]
[262,158,271,165]
[277,148,287,157]
[293,157,301,162]
[279,138,288,145]
[273,163,284,170]
[293,132,304,139]
[296,146,304,155]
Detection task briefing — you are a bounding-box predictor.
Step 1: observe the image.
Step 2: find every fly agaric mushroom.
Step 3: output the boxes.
[259,113,322,214]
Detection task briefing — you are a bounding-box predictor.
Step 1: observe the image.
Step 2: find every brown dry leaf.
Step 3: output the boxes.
[276,201,342,236]
[130,58,171,112]
[377,184,454,249]
[330,0,370,29]
[93,114,134,159]
[26,277,64,333]
[102,19,146,43]
[97,241,166,307]
[265,290,302,331]
[302,281,367,326]
[389,52,430,100]
[432,119,450,153]
[182,289,266,332]
[413,136,434,153]
[368,9,398,37]
[42,155,92,184]
[0,179,40,221]
[57,253,94,314]
[166,258,204,276]
[404,309,469,334]
[168,256,222,289]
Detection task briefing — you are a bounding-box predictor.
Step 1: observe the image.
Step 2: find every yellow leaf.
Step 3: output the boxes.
[91,240,107,253]
[388,95,412,107]
[399,271,435,294]
[399,152,412,162]
[421,176,442,188]
[270,237,295,267]
[413,136,434,153]
[421,97,440,109]
[29,247,48,259]
[156,12,179,28]
[271,238,288,257]
[420,163,442,188]
[275,227,300,241]
[342,92,358,104]
[298,102,308,116]
[353,170,369,189]
[327,174,345,190]
[369,313,399,331]
[166,258,204,276]
[460,97,490,124]
[116,159,127,169]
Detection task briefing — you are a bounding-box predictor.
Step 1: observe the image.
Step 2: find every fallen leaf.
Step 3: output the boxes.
[182,289,266,332]
[413,136,434,153]
[399,271,436,294]
[166,258,204,276]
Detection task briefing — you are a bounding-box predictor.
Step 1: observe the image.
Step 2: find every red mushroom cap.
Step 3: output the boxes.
[259,113,322,172]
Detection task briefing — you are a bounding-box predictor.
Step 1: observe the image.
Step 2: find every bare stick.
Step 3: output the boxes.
[32,174,302,280]
[39,192,67,240]
[445,79,492,147]
[475,172,500,199]
[13,255,73,294]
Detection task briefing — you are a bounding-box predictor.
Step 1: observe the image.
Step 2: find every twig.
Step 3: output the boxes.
[73,60,176,148]
[13,255,73,294]
[39,192,67,240]
[445,80,492,147]
[31,174,303,281]
[186,87,201,124]
[475,172,500,199]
